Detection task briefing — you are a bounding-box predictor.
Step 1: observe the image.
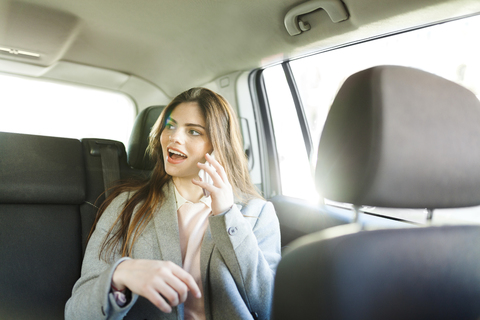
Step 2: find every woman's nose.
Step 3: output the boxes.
[169,130,184,143]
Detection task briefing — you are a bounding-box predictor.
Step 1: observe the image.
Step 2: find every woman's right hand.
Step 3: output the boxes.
[111,259,201,313]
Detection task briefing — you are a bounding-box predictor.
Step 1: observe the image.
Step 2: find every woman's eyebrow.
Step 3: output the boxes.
[167,116,205,129]
[186,123,206,129]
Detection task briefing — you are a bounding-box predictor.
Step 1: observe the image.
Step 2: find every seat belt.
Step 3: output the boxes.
[96,142,121,197]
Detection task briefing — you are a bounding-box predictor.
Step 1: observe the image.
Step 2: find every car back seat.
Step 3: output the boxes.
[0,132,86,320]
[0,106,165,320]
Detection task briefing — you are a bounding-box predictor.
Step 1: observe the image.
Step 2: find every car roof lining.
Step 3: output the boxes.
[0,0,479,101]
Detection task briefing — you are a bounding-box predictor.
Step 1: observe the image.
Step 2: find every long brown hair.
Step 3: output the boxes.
[89,87,262,259]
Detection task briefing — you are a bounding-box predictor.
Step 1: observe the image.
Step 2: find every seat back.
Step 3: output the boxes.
[0,132,86,320]
[272,66,480,320]
[127,105,165,171]
[274,224,480,320]
[79,138,135,254]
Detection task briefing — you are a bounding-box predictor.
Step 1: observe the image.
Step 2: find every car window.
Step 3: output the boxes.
[263,66,319,202]
[290,15,480,166]
[263,14,480,223]
[0,74,135,146]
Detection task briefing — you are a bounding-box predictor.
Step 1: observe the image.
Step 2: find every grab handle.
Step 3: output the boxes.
[284,0,349,36]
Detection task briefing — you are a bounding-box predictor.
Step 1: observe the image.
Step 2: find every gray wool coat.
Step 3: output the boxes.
[65,181,281,320]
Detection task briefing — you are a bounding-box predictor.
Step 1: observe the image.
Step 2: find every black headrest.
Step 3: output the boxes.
[316,65,480,209]
[127,105,165,170]
[0,132,86,204]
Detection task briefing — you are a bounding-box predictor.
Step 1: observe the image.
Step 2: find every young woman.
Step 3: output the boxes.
[65,88,281,320]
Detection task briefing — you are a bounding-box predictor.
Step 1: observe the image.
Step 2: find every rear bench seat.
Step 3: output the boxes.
[0,106,164,320]
[0,132,86,320]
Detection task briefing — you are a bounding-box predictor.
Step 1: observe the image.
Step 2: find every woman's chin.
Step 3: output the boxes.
[168,170,199,182]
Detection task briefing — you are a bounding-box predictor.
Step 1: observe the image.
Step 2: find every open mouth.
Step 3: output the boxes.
[168,148,187,160]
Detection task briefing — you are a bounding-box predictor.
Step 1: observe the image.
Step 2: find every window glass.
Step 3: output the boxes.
[0,74,135,146]
[291,14,480,167]
[263,66,318,202]
[263,14,480,223]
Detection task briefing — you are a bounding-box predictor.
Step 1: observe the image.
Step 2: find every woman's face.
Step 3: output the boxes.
[160,102,213,181]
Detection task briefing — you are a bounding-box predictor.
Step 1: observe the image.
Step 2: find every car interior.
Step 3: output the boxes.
[0,0,480,319]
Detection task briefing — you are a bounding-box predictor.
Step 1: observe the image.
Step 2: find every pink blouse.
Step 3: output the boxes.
[175,187,211,320]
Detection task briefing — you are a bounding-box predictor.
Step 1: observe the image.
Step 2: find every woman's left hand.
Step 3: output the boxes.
[192,153,234,216]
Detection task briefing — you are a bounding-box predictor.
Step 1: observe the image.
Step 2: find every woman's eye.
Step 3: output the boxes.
[190,130,200,136]
[165,122,176,130]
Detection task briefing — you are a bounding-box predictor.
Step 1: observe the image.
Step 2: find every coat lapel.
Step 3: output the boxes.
[153,180,183,267]
[200,202,243,317]
[200,225,215,277]
[200,203,243,281]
